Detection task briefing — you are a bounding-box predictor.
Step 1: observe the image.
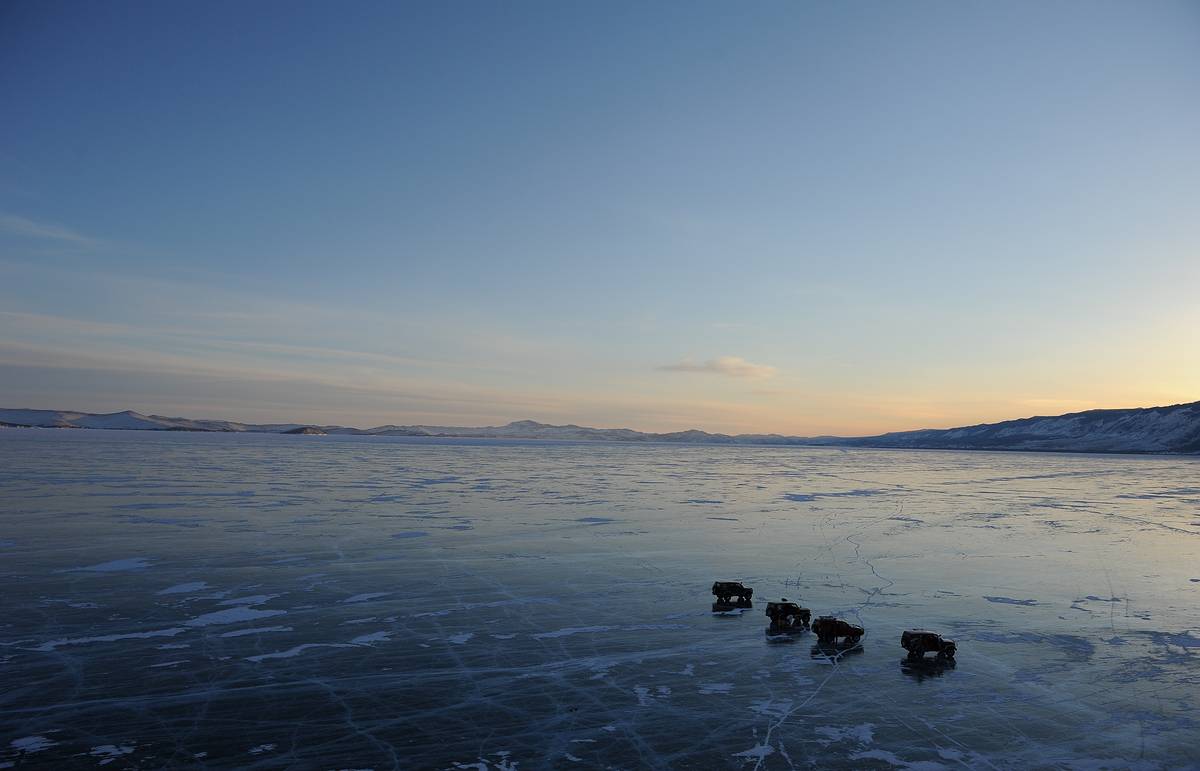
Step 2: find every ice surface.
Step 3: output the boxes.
[1,430,1198,768]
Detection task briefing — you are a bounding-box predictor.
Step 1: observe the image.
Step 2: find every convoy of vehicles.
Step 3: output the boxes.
[712,580,958,664]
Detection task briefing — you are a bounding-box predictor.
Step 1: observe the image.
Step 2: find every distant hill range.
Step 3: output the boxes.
[2,402,1199,454]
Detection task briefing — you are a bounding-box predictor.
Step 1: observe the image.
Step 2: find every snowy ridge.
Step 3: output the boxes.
[2,401,1199,454]
[0,409,306,434]
[845,401,1200,454]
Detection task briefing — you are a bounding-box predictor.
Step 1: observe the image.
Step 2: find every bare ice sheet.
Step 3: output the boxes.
[1,430,1198,769]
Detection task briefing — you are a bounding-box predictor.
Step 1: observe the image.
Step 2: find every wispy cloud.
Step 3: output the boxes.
[0,340,774,431]
[659,356,777,379]
[0,213,100,246]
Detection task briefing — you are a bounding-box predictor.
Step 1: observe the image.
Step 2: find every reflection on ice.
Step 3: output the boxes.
[898,656,957,680]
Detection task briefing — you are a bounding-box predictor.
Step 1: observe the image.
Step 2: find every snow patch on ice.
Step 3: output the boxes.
[732,743,774,761]
[62,557,153,573]
[90,744,135,765]
[34,627,187,651]
[40,598,99,609]
[157,582,209,595]
[850,749,948,769]
[414,597,556,617]
[784,489,883,502]
[342,592,391,603]
[186,607,286,627]
[219,626,293,638]
[447,751,519,770]
[218,594,279,606]
[11,736,57,753]
[749,699,793,719]
[247,643,355,662]
[1150,630,1200,649]
[532,623,686,639]
[350,631,392,645]
[816,723,875,745]
[533,625,614,639]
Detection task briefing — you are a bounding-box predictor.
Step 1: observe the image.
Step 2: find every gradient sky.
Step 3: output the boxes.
[2,1,1198,434]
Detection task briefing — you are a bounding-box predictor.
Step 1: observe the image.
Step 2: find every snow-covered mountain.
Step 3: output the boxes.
[843,401,1200,454]
[3,402,1198,454]
[0,409,306,434]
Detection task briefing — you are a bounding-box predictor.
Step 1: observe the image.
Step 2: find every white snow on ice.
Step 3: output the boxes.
[61,557,153,573]
[156,582,210,595]
[219,626,293,638]
[11,736,57,753]
[341,592,391,603]
[185,607,286,627]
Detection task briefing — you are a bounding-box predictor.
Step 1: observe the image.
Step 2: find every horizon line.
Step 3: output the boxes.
[3,398,1197,440]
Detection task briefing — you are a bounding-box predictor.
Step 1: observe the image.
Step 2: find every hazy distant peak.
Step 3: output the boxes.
[504,420,550,429]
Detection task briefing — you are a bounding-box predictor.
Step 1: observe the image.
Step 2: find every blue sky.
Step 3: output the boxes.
[2,1,1198,433]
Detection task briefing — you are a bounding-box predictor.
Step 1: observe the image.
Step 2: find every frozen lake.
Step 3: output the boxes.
[1,430,1198,769]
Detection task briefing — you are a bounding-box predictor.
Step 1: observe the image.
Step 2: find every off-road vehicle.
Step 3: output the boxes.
[900,630,956,660]
[811,616,864,646]
[765,599,811,630]
[711,581,754,606]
